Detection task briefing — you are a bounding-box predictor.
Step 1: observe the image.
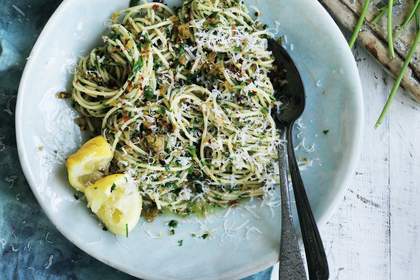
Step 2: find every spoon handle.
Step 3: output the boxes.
[286,123,329,280]
[277,130,307,280]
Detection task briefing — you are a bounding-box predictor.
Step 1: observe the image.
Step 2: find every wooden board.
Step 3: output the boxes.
[320,0,420,102]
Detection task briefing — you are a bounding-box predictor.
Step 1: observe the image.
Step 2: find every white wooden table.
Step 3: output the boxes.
[271,44,420,279]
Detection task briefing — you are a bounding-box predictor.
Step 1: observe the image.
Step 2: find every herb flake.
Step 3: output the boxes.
[168,220,178,228]
[260,107,269,114]
[144,86,155,100]
[129,0,140,7]
[201,233,209,239]
[129,58,144,80]
[187,145,197,157]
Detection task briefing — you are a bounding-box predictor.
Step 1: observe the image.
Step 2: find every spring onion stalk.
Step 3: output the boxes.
[395,0,420,37]
[373,1,399,25]
[372,8,387,24]
[349,0,371,48]
[387,0,396,58]
[375,23,420,128]
[401,0,420,28]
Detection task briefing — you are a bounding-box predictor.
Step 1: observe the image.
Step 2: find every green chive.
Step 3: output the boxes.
[387,0,395,58]
[375,22,420,128]
[349,0,371,48]
[125,224,129,237]
[111,183,116,192]
[372,8,386,24]
[373,1,399,25]
[395,0,420,38]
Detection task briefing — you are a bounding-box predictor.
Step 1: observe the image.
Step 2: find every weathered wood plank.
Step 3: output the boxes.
[320,0,420,102]
[339,0,419,64]
[389,84,420,280]
[321,46,392,280]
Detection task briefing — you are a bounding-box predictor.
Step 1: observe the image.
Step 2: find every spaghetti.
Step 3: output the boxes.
[71,0,279,219]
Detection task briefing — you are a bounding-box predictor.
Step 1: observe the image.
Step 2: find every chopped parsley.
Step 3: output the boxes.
[129,58,144,80]
[178,44,185,55]
[191,231,210,239]
[164,182,177,189]
[168,220,178,235]
[168,220,178,228]
[129,0,140,7]
[111,183,117,192]
[144,86,155,100]
[157,106,166,115]
[233,46,242,52]
[187,145,197,157]
[177,240,183,247]
[260,107,269,114]
[322,129,330,135]
[141,32,151,45]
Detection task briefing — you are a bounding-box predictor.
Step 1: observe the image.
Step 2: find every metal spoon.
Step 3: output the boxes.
[268,38,329,280]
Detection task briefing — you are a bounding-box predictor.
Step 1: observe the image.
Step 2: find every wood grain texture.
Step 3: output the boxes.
[272,45,420,280]
[320,46,393,280]
[389,86,420,280]
[320,0,420,102]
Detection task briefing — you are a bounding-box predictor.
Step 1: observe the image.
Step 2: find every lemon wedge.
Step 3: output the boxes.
[66,136,113,192]
[84,174,142,236]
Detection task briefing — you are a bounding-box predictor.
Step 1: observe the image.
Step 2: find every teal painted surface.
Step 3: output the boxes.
[0,0,271,279]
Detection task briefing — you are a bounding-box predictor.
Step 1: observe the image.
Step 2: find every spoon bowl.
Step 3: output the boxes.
[268,39,306,126]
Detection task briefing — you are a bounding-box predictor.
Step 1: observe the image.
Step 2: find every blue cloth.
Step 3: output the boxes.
[0,0,272,279]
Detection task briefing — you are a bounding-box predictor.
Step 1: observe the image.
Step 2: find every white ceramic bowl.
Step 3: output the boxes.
[16,0,363,279]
